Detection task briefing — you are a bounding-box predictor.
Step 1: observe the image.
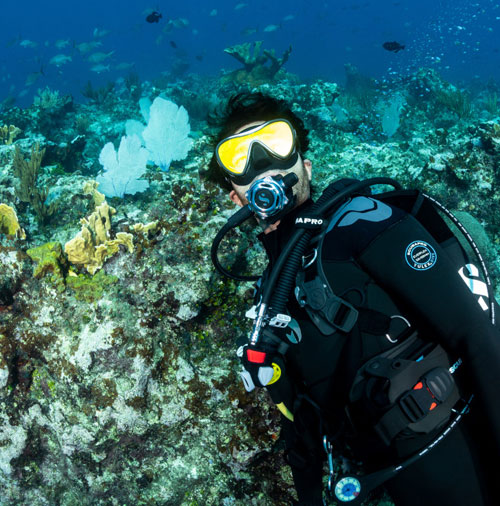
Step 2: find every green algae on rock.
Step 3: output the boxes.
[65,270,118,303]
[26,241,67,290]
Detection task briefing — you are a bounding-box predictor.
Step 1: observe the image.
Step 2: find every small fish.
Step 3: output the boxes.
[170,41,178,49]
[241,27,258,36]
[115,62,135,71]
[25,66,45,86]
[20,39,38,49]
[209,9,217,16]
[88,51,114,63]
[235,3,248,10]
[90,64,110,73]
[172,18,189,28]
[263,24,280,32]
[146,11,162,23]
[55,39,70,49]
[162,21,174,33]
[93,28,111,38]
[77,41,102,53]
[195,54,204,62]
[382,41,405,53]
[49,54,72,66]
[283,14,295,22]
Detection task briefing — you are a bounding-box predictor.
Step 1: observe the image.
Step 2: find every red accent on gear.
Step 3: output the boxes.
[247,349,266,364]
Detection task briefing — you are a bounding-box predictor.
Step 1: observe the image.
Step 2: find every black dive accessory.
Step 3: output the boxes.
[211,172,299,282]
[324,394,473,504]
[246,173,297,222]
[247,178,403,347]
[211,175,496,503]
[236,179,403,409]
[240,177,494,497]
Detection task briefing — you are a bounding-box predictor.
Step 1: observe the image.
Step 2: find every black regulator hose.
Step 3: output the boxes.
[263,177,403,319]
[211,173,298,282]
[210,205,256,281]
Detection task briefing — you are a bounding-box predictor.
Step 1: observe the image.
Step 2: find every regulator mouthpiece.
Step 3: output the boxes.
[245,173,298,223]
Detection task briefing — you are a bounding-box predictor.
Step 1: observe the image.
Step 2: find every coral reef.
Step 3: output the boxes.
[26,241,67,291]
[0,125,21,145]
[223,41,292,86]
[0,65,499,506]
[81,81,115,105]
[0,204,25,239]
[64,195,134,275]
[12,143,57,225]
[33,87,71,111]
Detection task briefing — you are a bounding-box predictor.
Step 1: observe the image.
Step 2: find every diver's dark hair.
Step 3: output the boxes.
[204,92,310,191]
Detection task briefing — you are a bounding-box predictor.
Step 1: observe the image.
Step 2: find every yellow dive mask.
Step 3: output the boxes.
[215,119,298,185]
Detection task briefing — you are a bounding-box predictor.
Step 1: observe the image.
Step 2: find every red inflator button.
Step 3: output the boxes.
[247,349,266,364]
[413,382,423,390]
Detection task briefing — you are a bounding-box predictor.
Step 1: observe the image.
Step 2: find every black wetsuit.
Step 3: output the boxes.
[258,195,500,506]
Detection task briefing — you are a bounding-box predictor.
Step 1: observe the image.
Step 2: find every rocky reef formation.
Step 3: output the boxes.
[0,65,499,505]
[223,41,292,87]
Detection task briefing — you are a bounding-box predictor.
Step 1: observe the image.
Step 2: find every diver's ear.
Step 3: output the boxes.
[304,159,312,182]
[229,190,244,207]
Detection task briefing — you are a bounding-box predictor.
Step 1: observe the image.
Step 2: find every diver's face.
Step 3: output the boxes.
[228,121,312,209]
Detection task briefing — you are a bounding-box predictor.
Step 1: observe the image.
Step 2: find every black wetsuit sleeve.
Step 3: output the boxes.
[356,213,500,454]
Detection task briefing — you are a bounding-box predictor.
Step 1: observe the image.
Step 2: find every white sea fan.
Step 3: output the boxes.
[142,97,193,171]
[97,134,149,198]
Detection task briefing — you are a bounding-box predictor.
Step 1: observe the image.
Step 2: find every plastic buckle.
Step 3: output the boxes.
[269,313,291,328]
[399,387,431,422]
[240,370,255,392]
[324,296,359,333]
[245,305,258,319]
[399,370,451,423]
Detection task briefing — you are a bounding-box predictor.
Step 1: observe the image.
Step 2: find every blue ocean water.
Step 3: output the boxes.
[1,0,499,107]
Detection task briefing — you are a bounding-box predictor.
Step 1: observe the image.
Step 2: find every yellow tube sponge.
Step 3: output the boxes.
[64,201,134,275]
[82,180,106,207]
[131,221,158,234]
[0,125,21,145]
[0,203,26,239]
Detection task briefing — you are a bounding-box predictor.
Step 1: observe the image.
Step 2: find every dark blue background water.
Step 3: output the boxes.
[1,0,499,107]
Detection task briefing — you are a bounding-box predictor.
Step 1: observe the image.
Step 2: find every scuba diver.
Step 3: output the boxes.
[205,92,500,506]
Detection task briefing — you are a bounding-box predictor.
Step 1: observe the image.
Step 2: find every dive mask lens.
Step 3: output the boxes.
[216,120,296,179]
